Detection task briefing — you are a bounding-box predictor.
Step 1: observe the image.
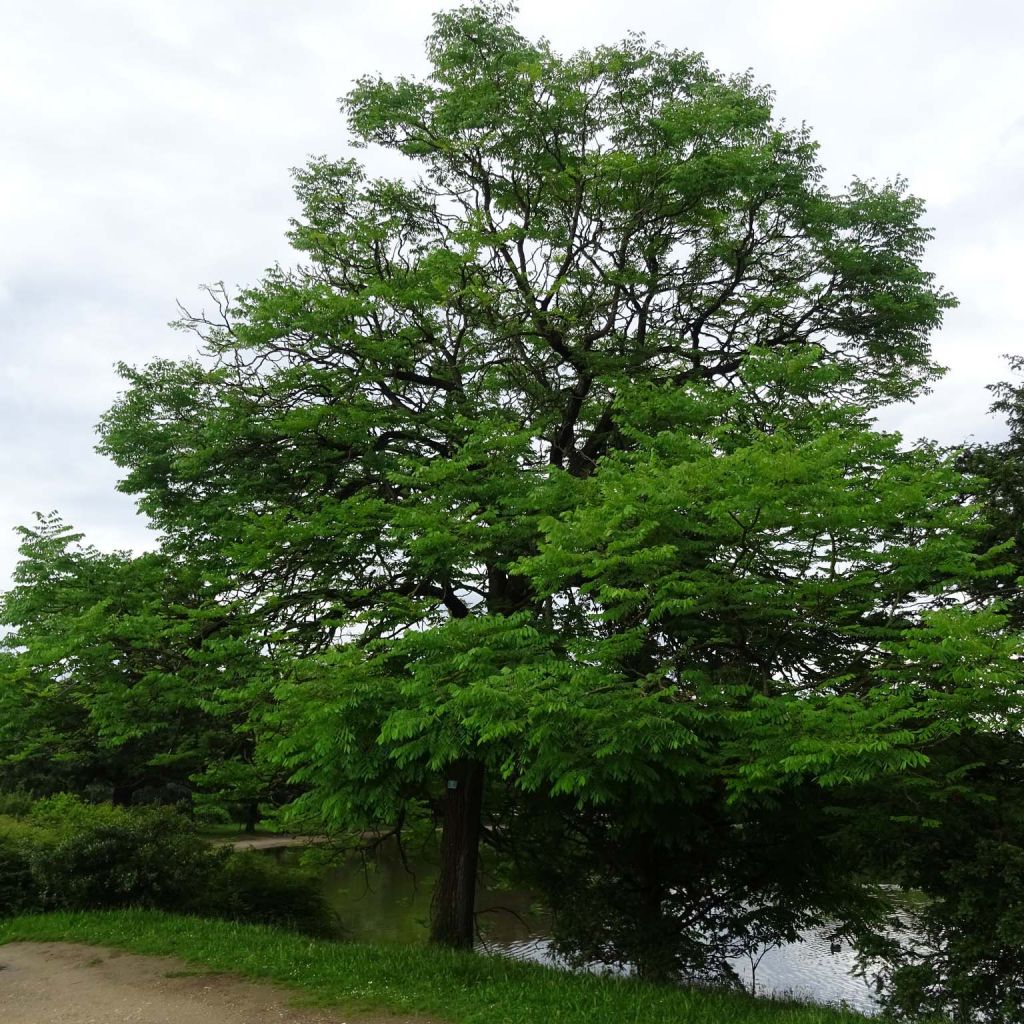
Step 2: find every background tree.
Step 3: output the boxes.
[0,513,239,807]
[844,364,1024,1023]
[97,3,1010,969]
[960,356,1024,622]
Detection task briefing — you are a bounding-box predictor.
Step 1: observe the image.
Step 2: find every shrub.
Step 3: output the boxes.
[29,805,224,911]
[0,832,42,916]
[0,817,54,916]
[0,790,35,819]
[207,852,336,937]
[28,792,125,832]
[0,796,334,937]
[193,801,232,827]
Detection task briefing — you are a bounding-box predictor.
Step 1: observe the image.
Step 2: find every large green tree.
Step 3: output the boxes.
[97,3,1013,967]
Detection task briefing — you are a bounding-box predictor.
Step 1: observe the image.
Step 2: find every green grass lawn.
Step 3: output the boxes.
[0,910,875,1024]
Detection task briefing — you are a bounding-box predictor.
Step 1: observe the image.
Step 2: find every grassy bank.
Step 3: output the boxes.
[0,910,873,1024]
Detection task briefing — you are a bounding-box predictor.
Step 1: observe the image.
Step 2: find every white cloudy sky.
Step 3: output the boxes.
[1,0,1022,587]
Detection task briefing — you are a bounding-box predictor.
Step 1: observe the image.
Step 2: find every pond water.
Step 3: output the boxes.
[273,840,880,1014]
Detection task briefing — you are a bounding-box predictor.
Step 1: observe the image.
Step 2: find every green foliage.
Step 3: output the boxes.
[835,732,1024,1023]
[0,813,56,917]
[0,823,47,917]
[27,803,224,912]
[85,0,1015,979]
[959,354,1024,627]
[848,364,1024,1023]
[505,786,884,986]
[0,512,281,823]
[881,833,1024,1023]
[210,852,336,937]
[27,792,127,832]
[0,797,331,936]
[0,790,34,818]
[0,514,229,801]
[0,2,1004,1005]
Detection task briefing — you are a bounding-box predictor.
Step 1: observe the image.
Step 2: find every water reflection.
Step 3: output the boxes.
[279,840,879,1014]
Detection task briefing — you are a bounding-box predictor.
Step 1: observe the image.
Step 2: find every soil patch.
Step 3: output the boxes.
[225,834,332,851]
[0,941,436,1024]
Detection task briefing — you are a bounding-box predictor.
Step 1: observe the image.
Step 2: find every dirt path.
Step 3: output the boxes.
[225,834,332,851]
[0,942,435,1024]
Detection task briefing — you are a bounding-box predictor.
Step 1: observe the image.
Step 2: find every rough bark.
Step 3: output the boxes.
[429,758,485,948]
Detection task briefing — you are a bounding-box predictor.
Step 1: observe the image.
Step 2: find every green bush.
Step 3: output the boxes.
[0,815,56,916]
[0,832,42,916]
[29,805,223,911]
[0,796,333,936]
[28,793,125,832]
[0,790,35,819]
[208,852,335,936]
[193,801,232,827]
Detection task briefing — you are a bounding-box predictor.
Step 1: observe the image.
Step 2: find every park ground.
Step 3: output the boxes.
[0,941,424,1024]
[0,910,873,1024]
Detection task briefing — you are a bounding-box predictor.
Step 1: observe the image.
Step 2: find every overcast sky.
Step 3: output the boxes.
[1,0,1022,587]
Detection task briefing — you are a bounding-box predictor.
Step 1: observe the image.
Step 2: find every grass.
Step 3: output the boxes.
[0,909,875,1024]
[0,810,286,844]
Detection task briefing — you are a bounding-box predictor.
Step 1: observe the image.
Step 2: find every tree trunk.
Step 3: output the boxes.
[429,758,485,948]
[243,800,260,834]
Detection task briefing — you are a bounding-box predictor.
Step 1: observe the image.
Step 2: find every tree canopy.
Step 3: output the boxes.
[0,514,211,800]
[0,2,1016,999]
